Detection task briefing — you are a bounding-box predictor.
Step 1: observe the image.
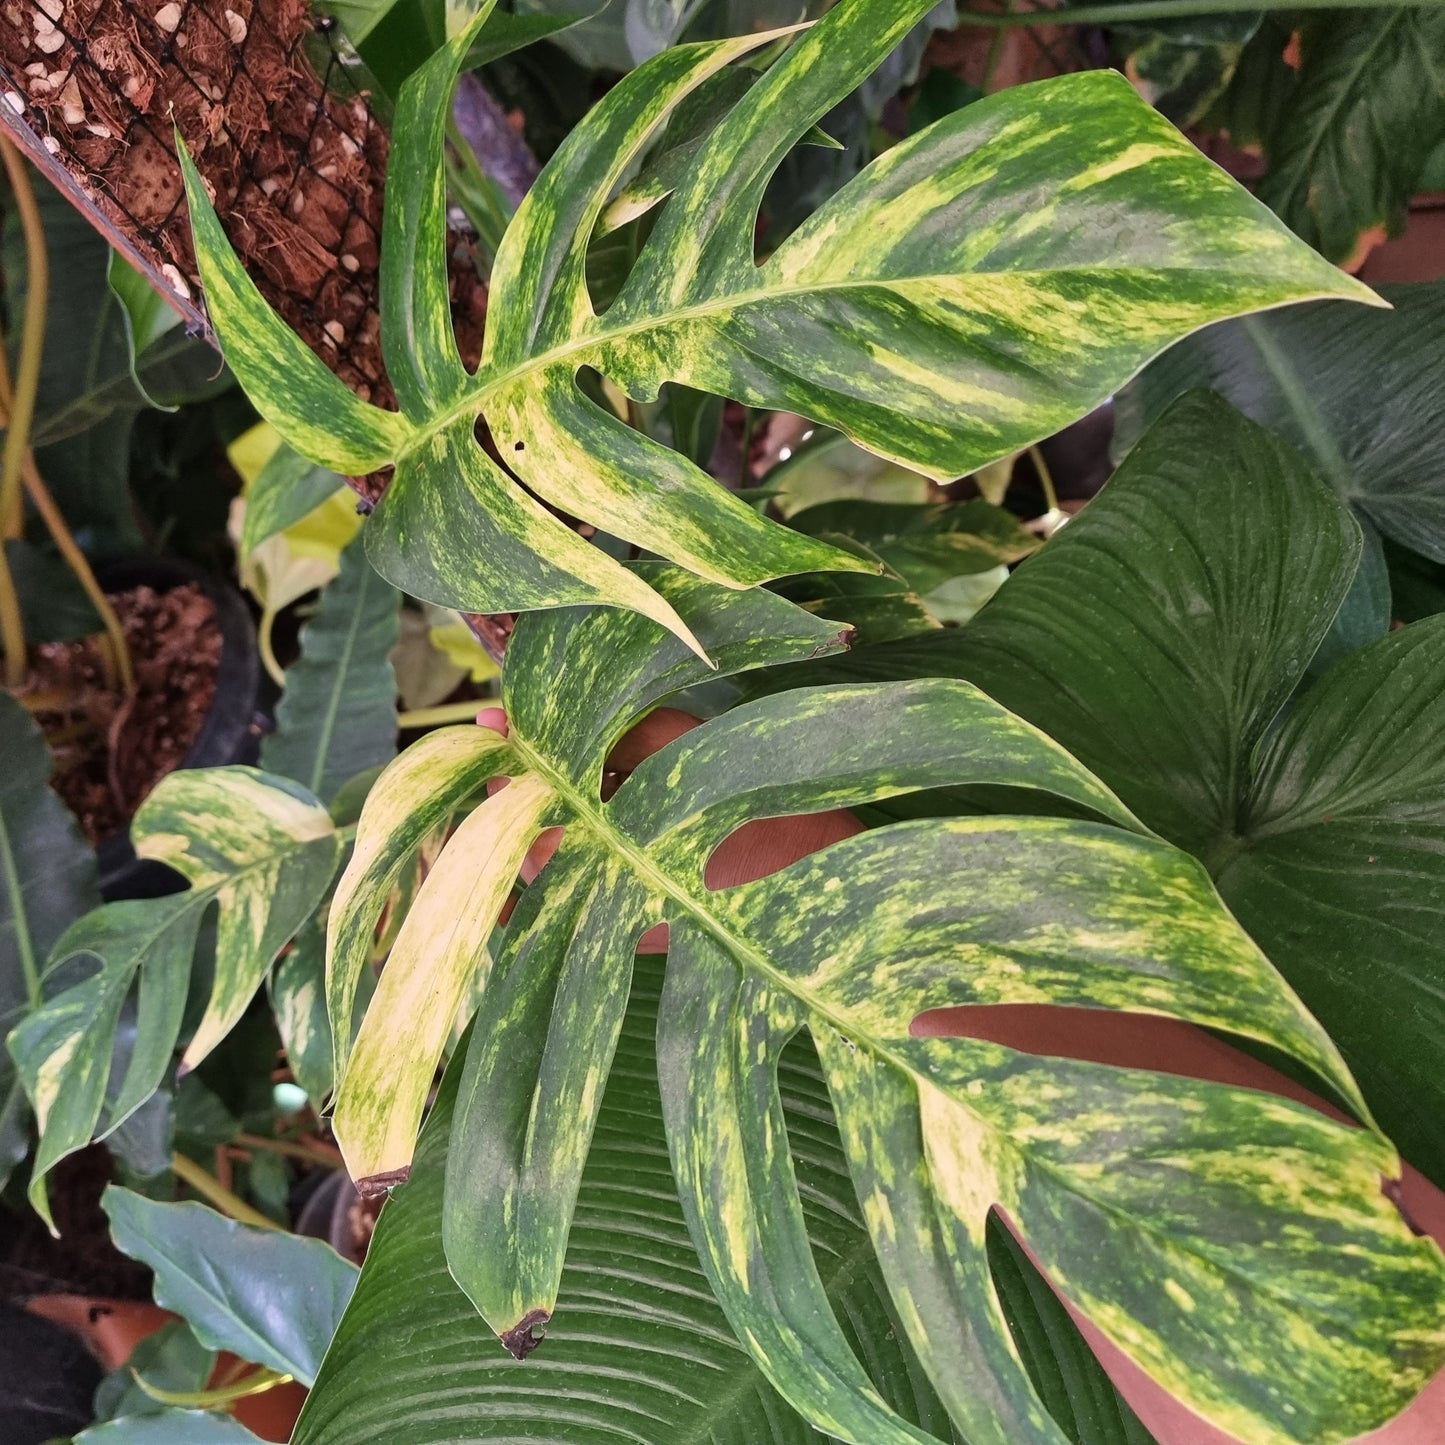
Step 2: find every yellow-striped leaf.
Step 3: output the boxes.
[9,767,340,1224]
[181,0,1372,653]
[324,566,1444,1445]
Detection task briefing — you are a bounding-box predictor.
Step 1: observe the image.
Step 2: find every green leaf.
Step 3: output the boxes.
[267,913,336,1110]
[293,961,953,1445]
[239,443,349,556]
[9,767,341,1222]
[132,769,343,1070]
[987,1220,1158,1445]
[3,171,222,446]
[1117,282,1445,568]
[77,1409,265,1444]
[326,556,1444,1445]
[10,893,199,1226]
[186,0,1372,653]
[0,692,97,1190]
[327,566,850,1181]
[1254,9,1445,264]
[92,1320,216,1423]
[103,1185,358,1387]
[810,392,1445,1187]
[261,539,400,804]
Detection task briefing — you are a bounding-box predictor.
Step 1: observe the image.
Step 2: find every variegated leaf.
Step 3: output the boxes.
[9,768,341,1224]
[182,0,1372,652]
[327,567,1444,1445]
[799,392,1445,1188]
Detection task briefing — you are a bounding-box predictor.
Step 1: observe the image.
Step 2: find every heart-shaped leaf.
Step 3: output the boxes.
[103,1186,358,1387]
[790,391,1445,1188]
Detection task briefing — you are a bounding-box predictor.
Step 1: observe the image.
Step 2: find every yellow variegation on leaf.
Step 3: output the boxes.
[324,569,1445,1445]
[181,0,1374,656]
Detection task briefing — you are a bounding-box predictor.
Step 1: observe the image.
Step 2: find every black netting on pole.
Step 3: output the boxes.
[0,0,487,415]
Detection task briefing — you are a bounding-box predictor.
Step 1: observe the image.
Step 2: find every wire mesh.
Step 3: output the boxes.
[0,0,487,415]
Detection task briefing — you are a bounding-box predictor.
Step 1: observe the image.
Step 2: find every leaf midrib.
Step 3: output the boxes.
[1267,13,1404,216]
[0,794,39,1009]
[405,267,1348,467]
[307,561,382,799]
[511,730,1292,1284]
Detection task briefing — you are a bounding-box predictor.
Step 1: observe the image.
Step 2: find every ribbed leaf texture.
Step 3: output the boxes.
[759,390,1445,1192]
[323,562,1445,1445]
[294,967,958,1445]
[181,0,1370,653]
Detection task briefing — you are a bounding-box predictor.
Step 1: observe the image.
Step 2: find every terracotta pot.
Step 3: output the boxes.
[24,1294,307,1442]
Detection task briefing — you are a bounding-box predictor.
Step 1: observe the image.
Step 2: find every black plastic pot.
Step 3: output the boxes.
[0,1302,103,1445]
[93,558,261,901]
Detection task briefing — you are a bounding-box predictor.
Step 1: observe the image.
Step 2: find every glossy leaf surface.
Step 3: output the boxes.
[297,965,948,1445]
[325,561,1443,1445]
[184,0,1370,650]
[103,1186,358,1386]
[799,392,1445,1187]
[1254,9,1445,264]
[1117,282,1445,566]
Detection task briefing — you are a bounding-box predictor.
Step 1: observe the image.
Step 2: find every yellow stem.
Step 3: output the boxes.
[20,458,135,692]
[397,699,487,729]
[171,1151,282,1230]
[1028,444,1060,516]
[0,530,25,687]
[257,607,287,689]
[133,1364,292,1409]
[0,135,46,545]
[234,1131,342,1168]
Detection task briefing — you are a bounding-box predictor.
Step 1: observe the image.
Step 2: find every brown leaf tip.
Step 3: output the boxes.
[500,1309,551,1360]
[355,1166,411,1198]
[1382,1174,1425,1236]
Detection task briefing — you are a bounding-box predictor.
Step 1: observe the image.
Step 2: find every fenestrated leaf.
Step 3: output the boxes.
[131,769,343,1071]
[326,558,1445,1445]
[794,392,1445,1186]
[987,1220,1158,1445]
[295,962,954,1445]
[10,768,342,1221]
[1116,282,1445,568]
[261,538,400,804]
[185,0,1372,653]
[0,692,98,1189]
[103,1186,358,1387]
[10,893,198,1226]
[1253,9,1445,264]
[328,567,850,1181]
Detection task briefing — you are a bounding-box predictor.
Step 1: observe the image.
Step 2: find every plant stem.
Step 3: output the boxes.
[0,134,44,548]
[980,0,1014,93]
[397,699,488,729]
[1028,444,1060,515]
[18,458,135,692]
[258,607,287,689]
[171,1151,283,1230]
[234,1131,343,1167]
[959,0,1431,26]
[0,532,25,689]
